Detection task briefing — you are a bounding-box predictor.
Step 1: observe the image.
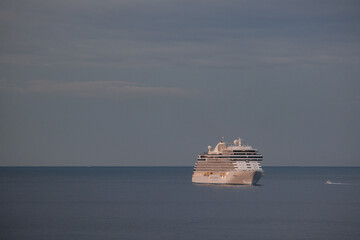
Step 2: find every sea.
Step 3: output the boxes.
[0,167,359,240]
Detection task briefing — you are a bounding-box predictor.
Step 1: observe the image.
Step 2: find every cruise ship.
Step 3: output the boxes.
[192,138,264,185]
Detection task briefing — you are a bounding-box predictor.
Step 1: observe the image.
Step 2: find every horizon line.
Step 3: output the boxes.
[1,165,360,168]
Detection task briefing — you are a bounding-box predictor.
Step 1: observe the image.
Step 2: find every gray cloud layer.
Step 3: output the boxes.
[1,0,359,69]
[0,79,189,98]
[0,0,359,166]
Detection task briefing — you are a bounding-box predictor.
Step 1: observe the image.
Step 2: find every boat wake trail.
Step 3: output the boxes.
[325,180,355,185]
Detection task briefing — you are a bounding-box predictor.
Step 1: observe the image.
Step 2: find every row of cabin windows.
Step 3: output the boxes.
[197,159,262,162]
[238,163,261,166]
[232,150,256,152]
[198,158,263,161]
[233,153,258,155]
[201,151,258,155]
[199,156,263,159]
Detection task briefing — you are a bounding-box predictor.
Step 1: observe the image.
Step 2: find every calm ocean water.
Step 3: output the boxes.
[1,167,359,240]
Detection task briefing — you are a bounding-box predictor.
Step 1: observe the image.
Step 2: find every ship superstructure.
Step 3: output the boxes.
[192,138,264,185]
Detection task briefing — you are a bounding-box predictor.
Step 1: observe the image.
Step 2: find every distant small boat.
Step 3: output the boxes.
[325,180,349,185]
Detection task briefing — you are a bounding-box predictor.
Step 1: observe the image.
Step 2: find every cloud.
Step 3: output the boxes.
[1,0,359,70]
[0,79,189,98]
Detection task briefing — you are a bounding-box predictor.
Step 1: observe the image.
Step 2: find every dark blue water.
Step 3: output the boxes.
[1,167,359,240]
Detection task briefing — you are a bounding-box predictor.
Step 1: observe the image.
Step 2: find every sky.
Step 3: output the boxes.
[0,0,359,166]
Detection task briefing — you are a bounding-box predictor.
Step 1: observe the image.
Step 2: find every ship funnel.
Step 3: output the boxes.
[234,138,242,146]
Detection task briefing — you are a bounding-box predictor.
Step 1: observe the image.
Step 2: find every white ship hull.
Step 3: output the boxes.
[192,170,263,185]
